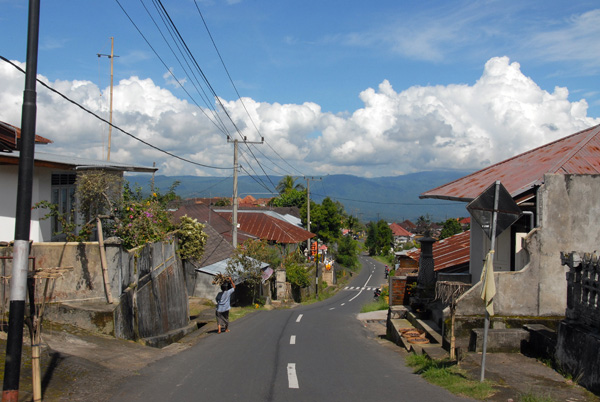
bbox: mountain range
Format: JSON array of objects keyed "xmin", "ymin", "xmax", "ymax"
[{"xmin": 126, "ymin": 170, "xmax": 473, "ymax": 223}]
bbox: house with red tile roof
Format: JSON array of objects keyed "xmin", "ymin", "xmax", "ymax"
[
  {"xmin": 421, "ymin": 124, "xmax": 600, "ymax": 318},
  {"xmin": 389, "ymin": 222, "xmax": 414, "ymax": 246}
]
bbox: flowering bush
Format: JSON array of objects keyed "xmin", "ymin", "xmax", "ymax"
[
  {"xmin": 114, "ymin": 198, "xmax": 175, "ymax": 250},
  {"xmin": 176, "ymin": 216, "xmax": 207, "ymax": 260}
]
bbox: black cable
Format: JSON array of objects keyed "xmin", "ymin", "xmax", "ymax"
[
  {"xmin": 116, "ymin": 0, "xmax": 230, "ymax": 137},
  {"xmin": 0, "ymin": 55, "xmax": 232, "ymax": 170}
]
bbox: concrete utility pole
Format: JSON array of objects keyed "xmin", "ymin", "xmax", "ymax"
[
  {"xmin": 304, "ymin": 176, "xmax": 322, "ymax": 253},
  {"xmin": 228, "ymin": 136, "xmax": 263, "ymax": 247},
  {"xmin": 97, "ymin": 37, "xmax": 118, "ymax": 161},
  {"xmin": 3, "ymin": 1, "xmax": 40, "ymax": 401}
]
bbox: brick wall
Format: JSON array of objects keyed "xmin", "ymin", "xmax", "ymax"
[{"xmin": 390, "ymin": 275, "xmax": 417, "ymax": 306}]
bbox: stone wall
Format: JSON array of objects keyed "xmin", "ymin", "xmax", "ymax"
[{"xmin": 456, "ymin": 174, "xmax": 600, "ymax": 318}]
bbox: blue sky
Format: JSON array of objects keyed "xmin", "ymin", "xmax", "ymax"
[{"xmin": 1, "ymin": 1, "xmax": 599, "ymax": 180}]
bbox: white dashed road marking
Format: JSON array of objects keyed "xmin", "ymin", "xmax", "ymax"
[
  {"xmin": 287, "ymin": 363, "xmax": 299, "ymax": 389},
  {"xmin": 290, "ymin": 335, "xmax": 296, "ymax": 345},
  {"xmin": 296, "ymin": 314, "xmax": 303, "ymax": 323}
]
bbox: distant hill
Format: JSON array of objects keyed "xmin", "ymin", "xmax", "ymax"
[{"xmin": 126, "ymin": 170, "xmax": 473, "ymax": 223}]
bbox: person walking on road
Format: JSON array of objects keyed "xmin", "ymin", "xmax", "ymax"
[{"xmin": 216, "ymin": 277, "xmax": 236, "ymax": 334}]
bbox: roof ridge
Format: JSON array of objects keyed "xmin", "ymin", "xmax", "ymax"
[{"xmin": 421, "ymin": 124, "xmax": 600, "ymax": 199}]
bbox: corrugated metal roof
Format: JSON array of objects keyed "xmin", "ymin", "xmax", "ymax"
[
  {"xmin": 0, "ymin": 151, "xmax": 157, "ymax": 173},
  {"xmin": 420, "ymin": 124, "xmax": 600, "ymax": 202},
  {"xmin": 218, "ymin": 211, "xmax": 315, "ymax": 244},
  {"xmin": 407, "ymin": 230, "xmax": 470, "ymax": 272}
]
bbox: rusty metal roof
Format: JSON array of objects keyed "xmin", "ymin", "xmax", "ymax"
[
  {"xmin": 407, "ymin": 230, "xmax": 470, "ymax": 272},
  {"xmin": 0, "ymin": 121, "xmax": 52, "ymax": 152},
  {"xmin": 217, "ymin": 211, "xmax": 315, "ymax": 244},
  {"xmin": 420, "ymin": 124, "xmax": 600, "ymax": 202}
]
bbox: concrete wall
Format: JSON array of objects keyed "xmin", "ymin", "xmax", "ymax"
[
  {"xmin": 457, "ymin": 174, "xmax": 600, "ymax": 318},
  {"xmin": 0, "ymin": 236, "xmax": 190, "ymax": 343},
  {"xmin": 0, "ymin": 242, "xmax": 106, "ymax": 302}
]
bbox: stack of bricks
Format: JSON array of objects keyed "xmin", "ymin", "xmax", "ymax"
[{"xmin": 390, "ymin": 275, "xmax": 417, "ymax": 306}]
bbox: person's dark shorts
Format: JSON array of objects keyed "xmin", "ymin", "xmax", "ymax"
[{"xmin": 216, "ymin": 310, "xmax": 229, "ymax": 328}]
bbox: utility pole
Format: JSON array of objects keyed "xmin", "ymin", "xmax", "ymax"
[
  {"xmin": 97, "ymin": 37, "xmax": 118, "ymax": 161},
  {"xmin": 3, "ymin": 1, "xmax": 40, "ymax": 401},
  {"xmin": 304, "ymin": 176, "xmax": 322, "ymax": 254},
  {"xmin": 228, "ymin": 136, "xmax": 263, "ymax": 247}
]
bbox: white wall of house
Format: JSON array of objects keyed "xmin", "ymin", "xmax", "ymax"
[{"xmin": 0, "ymin": 165, "xmax": 52, "ymax": 242}]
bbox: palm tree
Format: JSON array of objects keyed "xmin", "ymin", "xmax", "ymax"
[{"xmin": 276, "ymin": 175, "xmax": 305, "ymax": 194}]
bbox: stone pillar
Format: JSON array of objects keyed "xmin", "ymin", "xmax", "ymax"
[
  {"xmin": 417, "ymin": 236, "xmax": 436, "ymax": 290},
  {"xmin": 276, "ymin": 269, "xmax": 287, "ymax": 300}
]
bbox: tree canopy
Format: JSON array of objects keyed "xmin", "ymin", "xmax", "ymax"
[
  {"xmin": 365, "ymin": 220, "xmax": 393, "ymax": 256},
  {"xmin": 439, "ymin": 218, "xmax": 463, "ymax": 240},
  {"xmin": 302, "ymin": 197, "xmax": 342, "ymax": 244},
  {"xmin": 276, "ymin": 175, "xmax": 305, "ymax": 194}
]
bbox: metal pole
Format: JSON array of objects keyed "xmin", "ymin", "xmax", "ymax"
[
  {"xmin": 107, "ymin": 37, "xmax": 114, "ymax": 161},
  {"xmin": 3, "ymin": 1, "xmax": 40, "ymax": 400},
  {"xmin": 232, "ymin": 139, "xmax": 238, "ymax": 247},
  {"xmin": 306, "ymin": 177, "xmax": 310, "ymax": 255},
  {"xmin": 315, "ymin": 238, "xmax": 319, "ymax": 297},
  {"xmin": 480, "ymin": 180, "xmax": 500, "ymax": 382}
]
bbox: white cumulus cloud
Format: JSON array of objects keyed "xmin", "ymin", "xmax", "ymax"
[{"xmin": 0, "ymin": 56, "xmax": 598, "ymax": 179}]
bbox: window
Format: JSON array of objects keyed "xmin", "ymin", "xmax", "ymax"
[{"xmin": 51, "ymin": 173, "xmax": 76, "ymax": 239}]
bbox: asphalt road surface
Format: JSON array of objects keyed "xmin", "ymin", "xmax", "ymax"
[{"xmin": 111, "ymin": 255, "xmax": 468, "ymax": 402}]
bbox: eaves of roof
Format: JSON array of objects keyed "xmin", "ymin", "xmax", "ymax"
[
  {"xmin": 0, "ymin": 151, "xmax": 157, "ymax": 173},
  {"xmin": 420, "ymin": 124, "xmax": 600, "ymax": 202}
]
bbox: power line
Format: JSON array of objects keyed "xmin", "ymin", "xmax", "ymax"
[{"xmin": 0, "ymin": 55, "xmax": 232, "ymax": 170}]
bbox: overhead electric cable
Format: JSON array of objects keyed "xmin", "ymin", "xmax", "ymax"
[
  {"xmin": 0, "ymin": 56, "xmax": 232, "ymax": 170},
  {"xmin": 115, "ymin": 0, "xmax": 230, "ymax": 137},
  {"xmin": 193, "ymin": 0, "xmax": 306, "ymax": 178}
]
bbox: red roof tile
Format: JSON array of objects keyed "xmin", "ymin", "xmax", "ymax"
[
  {"xmin": 407, "ymin": 231, "xmax": 470, "ymax": 272},
  {"xmin": 421, "ymin": 124, "xmax": 600, "ymax": 202},
  {"xmin": 390, "ymin": 222, "xmax": 413, "ymax": 237}
]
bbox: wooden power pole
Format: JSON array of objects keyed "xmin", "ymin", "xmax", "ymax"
[{"xmin": 97, "ymin": 37, "xmax": 118, "ymax": 160}]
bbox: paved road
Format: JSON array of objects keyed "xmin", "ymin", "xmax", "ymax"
[{"xmin": 111, "ymin": 255, "xmax": 468, "ymax": 402}]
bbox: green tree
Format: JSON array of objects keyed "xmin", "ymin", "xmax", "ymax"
[
  {"xmin": 335, "ymin": 235, "xmax": 359, "ymax": 269},
  {"xmin": 309, "ymin": 197, "xmax": 342, "ymax": 244},
  {"xmin": 365, "ymin": 221, "xmax": 378, "ymax": 256},
  {"xmin": 226, "ymin": 239, "xmax": 279, "ymax": 303},
  {"xmin": 439, "ymin": 218, "xmax": 463, "ymax": 240},
  {"xmin": 365, "ymin": 220, "xmax": 393, "ymax": 256},
  {"xmin": 214, "ymin": 197, "xmax": 231, "ymax": 206},
  {"xmin": 276, "ymin": 175, "xmax": 305, "ymax": 194},
  {"xmin": 269, "ymin": 188, "xmax": 307, "ymax": 208}
]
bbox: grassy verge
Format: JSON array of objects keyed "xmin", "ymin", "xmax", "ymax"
[
  {"xmin": 360, "ymin": 298, "xmax": 389, "ymax": 313},
  {"xmin": 405, "ymin": 353, "xmax": 495, "ymax": 400}
]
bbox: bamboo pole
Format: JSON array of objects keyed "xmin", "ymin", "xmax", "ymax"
[{"xmin": 97, "ymin": 218, "xmax": 113, "ymax": 304}]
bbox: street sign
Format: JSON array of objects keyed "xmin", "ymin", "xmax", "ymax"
[{"xmin": 466, "ymin": 182, "xmax": 522, "ymax": 239}]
